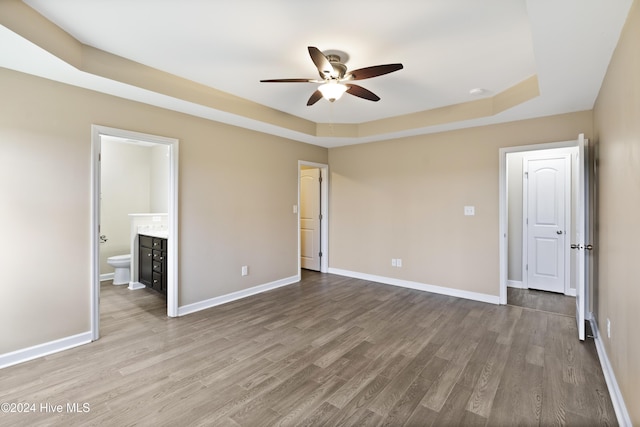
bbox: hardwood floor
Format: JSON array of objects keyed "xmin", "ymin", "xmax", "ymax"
[
  {"xmin": 0, "ymin": 272, "xmax": 616, "ymax": 426},
  {"xmin": 507, "ymin": 287, "xmax": 576, "ymax": 317}
]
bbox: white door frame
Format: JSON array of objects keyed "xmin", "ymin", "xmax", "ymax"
[
  {"xmin": 298, "ymin": 161, "xmax": 329, "ymax": 273},
  {"xmin": 499, "ymin": 139, "xmax": 578, "ymax": 305},
  {"xmin": 521, "ymin": 151, "xmax": 573, "ymax": 295},
  {"xmin": 91, "ymin": 125, "xmax": 179, "ymax": 341}
]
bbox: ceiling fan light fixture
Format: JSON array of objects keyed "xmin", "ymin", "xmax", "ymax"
[
  {"xmin": 318, "ymin": 81, "xmax": 348, "ymax": 102},
  {"xmin": 260, "ymin": 46, "xmax": 403, "ymax": 105}
]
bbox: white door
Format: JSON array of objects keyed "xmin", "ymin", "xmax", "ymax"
[
  {"xmin": 573, "ymin": 134, "xmax": 588, "ymax": 341},
  {"xmin": 300, "ymin": 168, "xmax": 321, "ymax": 271},
  {"xmin": 526, "ymin": 156, "xmax": 569, "ymax": 293}
]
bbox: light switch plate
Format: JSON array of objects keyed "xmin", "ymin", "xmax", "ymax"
[{"xmin": 464, "ymin": 206, "xmax": 475, "ymax": 216}]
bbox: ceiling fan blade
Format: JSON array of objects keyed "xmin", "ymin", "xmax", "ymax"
[
  {"xmin": 346, "ymin": 84, "xmax": 380, "ymax": 102},
  {"xmin": 346, "ymin": 63, "xmax": 404, "ymax": 81},
  {"xmin": 307, "ymin": 90, "xmax": 323, "ymax": 106},
  {"xmin": 308, "ymin": 46, "xmax": 338, "ymax": 79},
  {"xmin": 260, "ymin": 78, "xmax": 316, "ymax": 83}
]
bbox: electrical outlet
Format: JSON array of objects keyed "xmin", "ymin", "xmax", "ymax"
[
  {"xmin": 396, "ymin": 258, "xmax": 402, "ymax": 267},
  {"xmin": 464, "ymin": 206, "xmax": 475, "ymax": 216},
  {"xmin": 607, "ymin": 318, "xmax": 611, "ymax": 338},
  {"xmin": 241, "ymin": 265, "xmax": 249, "ymax": 276},
  {"xmin": 391, "ymin": 259, "xmax": 397, "ymax": 267}
]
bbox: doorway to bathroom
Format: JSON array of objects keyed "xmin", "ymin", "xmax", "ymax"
[{"xmin": 91, "ymin": 125, "xmax": 179, "ymax": 341}]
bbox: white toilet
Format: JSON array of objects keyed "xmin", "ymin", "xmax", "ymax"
[{"xmin": 107, "ymin": 254, "xmax": 131, "ymax": 285}]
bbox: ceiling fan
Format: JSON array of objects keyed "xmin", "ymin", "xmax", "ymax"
[{"xmin": 260, "ymin": 46, "xmax": 403, "ymax": 106}]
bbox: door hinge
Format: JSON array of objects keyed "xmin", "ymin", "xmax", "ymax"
[
  {"xmin": 319, "ymin": 214, "xmax": 323, "ymax": 220},
  {"xmin": 98, "ymin": 153, "xmax": 101, "ymax": 161},
  {"xmin": 319, "ymin": 176, "xmax": 323, "ymax": 183},
  {"xmin": 319, "ymin": 251, "xmax": 323, "ymax": 258},
  {"xmin": 524, "ymin": 171, "xmax": 528, "ymax": 178},
  {"xmin": 526, "ymin": 264, "xmax": 528, "ymax": 271}
]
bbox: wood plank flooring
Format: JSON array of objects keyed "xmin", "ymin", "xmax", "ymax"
[
  {"xmin": 508, "ymin": 287, "xmax": 576, "ymax": 317},
  {"xmin": 0, "ymin": 271, "xmax": 616, "ymax": 426}
]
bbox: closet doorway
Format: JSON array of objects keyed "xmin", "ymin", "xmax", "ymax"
[
  {"xmin": 499, "ymin": 135, "xmax": 590, "ymax": 340},
  {"xmin": 298, "ymin": 161, "xmax": 329, "ymax": 274}
]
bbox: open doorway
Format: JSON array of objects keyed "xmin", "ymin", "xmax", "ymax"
[
  {"xmin": 499, "ymin": 135, "xmax": 590, "ymax": 340},
  {"xmin": 507, "ymin": 147, "xmax": 577, "ymax": 316},
  {"xmin": 298, "ymin": 161, "xmax": 329, "ymax": 274},
  {"xmin": 91, "ymin": 125, "xmax": 179, "ymax": 341},
  {"xmin": 509, "ymin": 148, "xmax": 577, "ymax": 291}
]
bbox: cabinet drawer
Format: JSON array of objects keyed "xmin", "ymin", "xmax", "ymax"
[
  {"xmin": 139, "ymin": 234, "xmax": 154, "ymax": 249},
  {"xmin": 138, "ymin": 234, "xmax": 167, "ymax": 296},
  {"xmin": 151, "ymin": 238, "xmax": 166, "ymax": 250},
  {"xmin": 152, "ymin": 272, "xmax": 164, "ymax": 292}
]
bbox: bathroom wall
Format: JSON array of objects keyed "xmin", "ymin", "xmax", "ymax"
[
  {"xmin": 100, "ymin": 140, "xmax": 151, "ymax": 275},
  {"xmin": 100, "ymin": 140, "xmax": 170, "ymax": 276},
  {"xmin": 150, "ymin": 144, "xmax": 169, "ymax": 213}
]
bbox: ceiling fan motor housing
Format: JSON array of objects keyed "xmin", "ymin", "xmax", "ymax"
[{"xmin": 325, "ymin": 54, "xmax": 347, "ymax": 79}]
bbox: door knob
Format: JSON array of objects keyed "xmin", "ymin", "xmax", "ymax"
[
  {"xmin": 556, "ymin": 230, "xmax": 563, "ymax": 235},
  {"xmin": 570, "ymin": 244, "xmax": 594, "ymax": 250}
]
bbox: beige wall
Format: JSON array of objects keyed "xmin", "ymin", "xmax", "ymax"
[
  {"xmin": 593, "ymin": 0, "xmax": 640, "ymax": 422},
  {"xmin": 0, "ymin": 67, "xmax": 327, "ymax": 354},
  {"xmin": 328, "ymin": 111, "xmax": 592, "ymax": 297}
]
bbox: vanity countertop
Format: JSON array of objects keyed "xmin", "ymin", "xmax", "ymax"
[{"xmin": 137, "ymin": 228, "xmax": 168, "ymax": 239}]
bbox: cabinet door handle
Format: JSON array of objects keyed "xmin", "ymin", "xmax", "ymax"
[{"xmin": 148, "ymin": 253, "xmax": 152, "ymax": 257}]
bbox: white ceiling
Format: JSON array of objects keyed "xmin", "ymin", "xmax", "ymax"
[{"xmin": 0, "ymin": 0, "xmax": 633, "ymax": 147}]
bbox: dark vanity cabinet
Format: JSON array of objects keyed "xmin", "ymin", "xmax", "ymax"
[{"xmin": 138, "ymin": 234, "xmax": 167, "ymax": 296}]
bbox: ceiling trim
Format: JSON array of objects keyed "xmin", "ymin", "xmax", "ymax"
[
  {"xmin": 354, "ymin": 75, "xmax": 539, "ymax": 138},
  {"xmin": 2, "ymin": 0, "xmax": 633, "ymax": 148},
  {"xmin": 0, "ymin": 0, "xmax": 317, "ymax": 135},
  {"xmin": 0, "ymin": 0, "xmax": 543, "ymax": 146}
]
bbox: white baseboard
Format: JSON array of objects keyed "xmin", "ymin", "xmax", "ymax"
[
  {"xmin": 590, "ymin": 316, "xmax": 632, "ymax": 427},
  {"xmin": 507, "ymin": 280, "xmax": 525, "ymax": 289},
  {"xmin": 100, "ymin": 272, "xmax": 114, "ymax": 282},
  {"xmin": 507, "ymin": 280, "xmax": 577, "ymax": 297},
  {"xmin": 328, "ymin": 268, "xmax": 500, "ymax": 305},
  {"xmin": 178, "ymin": 274, "xmax": 301, "ymax": 316},
  {"xmin": 0, "ymin": 332, "xmax": 92, "ymax": 370}
]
